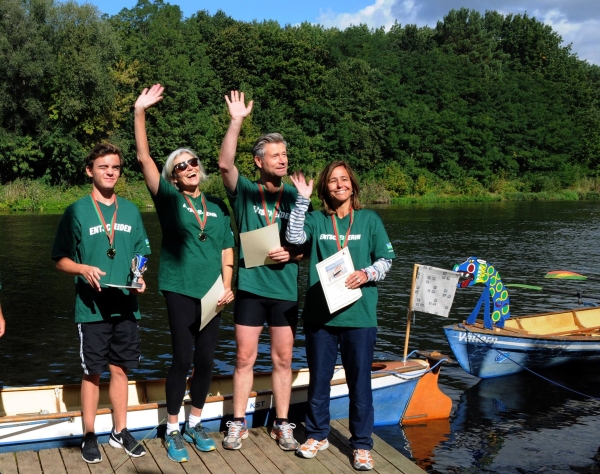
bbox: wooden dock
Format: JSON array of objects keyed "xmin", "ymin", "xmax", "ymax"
[{"xmin": 0, "ymin": 419, "xmax": 425, "ymax": 474}]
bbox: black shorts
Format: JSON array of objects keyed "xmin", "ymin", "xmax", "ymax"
[
  {"xmin": 78, "ymin": 317, "xmax": 141, "ymax": 375},
  {"xmin": 233, "ymin": 290, "xmax": 298, "ymax": 328}
]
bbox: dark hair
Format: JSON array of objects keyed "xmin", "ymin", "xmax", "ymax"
[
  {"xmin": 252, "ymin": 133, "xmax": 286, "ymax": 159},
  {"xmin": 317, "ymin": 161, "xmax": 362, "ymax": 215},
  {"xmin": 86, "ymin": 143, "xmax": 123, "ymax": 170}
]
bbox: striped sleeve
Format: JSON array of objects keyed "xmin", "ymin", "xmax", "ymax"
[
  {"xmin": 362, "ymin": 258, "xmax": 392, "ymax": 282},
  {"xmin": 285, "ymin": 195, "xmax": 310, "ymax": 245}
]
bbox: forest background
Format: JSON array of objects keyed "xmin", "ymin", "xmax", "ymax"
[{"xmin": 1, "ymin": 0, "xmax": 600, "ymax": 210}]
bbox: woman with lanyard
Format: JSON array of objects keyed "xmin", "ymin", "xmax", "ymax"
[
  {"xmin": 285, "ymin": 161, "xmax": 395, "ymax": 472},
  {"xmin": 134, "ymin": 84, "xmax": 235, "ymax": 463}
]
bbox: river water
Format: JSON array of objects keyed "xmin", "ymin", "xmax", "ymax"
[{"xmin": 1, "ymin": 201, "xmax": 600, "ymax": 472}]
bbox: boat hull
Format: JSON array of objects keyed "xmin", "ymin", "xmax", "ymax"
[
  {"xmin": 444, "ymin": 322, "xmax": 600, "ymax": 378},
  {"xmin": 0, "ymin": 359, "xmax": 439, "ymax": 453}
]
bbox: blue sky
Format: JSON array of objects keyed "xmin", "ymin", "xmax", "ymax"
[{"xmin": 85, "ymin": 0, "xmax": 600, "ymax": 65}]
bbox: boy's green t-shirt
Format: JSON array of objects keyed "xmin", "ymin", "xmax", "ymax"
[
  {"xmin": 302, "ymin": 209, "xmax": 396, "ymax": 327},
  {"xmin": 152, "ymin": 177, "xmax": 235, "ymax": 299},
  {"xmin": 51, "ymin": 195, "xmax": 151, "ymax": 323},
  {"xmin": 227, "ymin": 175, "xmax": 302, "ymax": 301}
]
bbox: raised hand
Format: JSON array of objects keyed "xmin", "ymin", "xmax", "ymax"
[
  {"xmin": 224, "ymin": 90, "xmax": 253, "ymax": 121},
  {"xmin": 135, "ymin": 84, "xmax": 164, "ymax": 111},
  {"xmin": 290, "ymin": 171, "xmax": 314, "ymax": 199}
]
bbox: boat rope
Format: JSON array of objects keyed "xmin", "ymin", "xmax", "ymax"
[
  {"xmin": 458, "ymin": 324, "xmax": 600, "ymax": 400},
  {"xmin": 110, "ymin": 417, "xmax": 166, "ymax": 473}
]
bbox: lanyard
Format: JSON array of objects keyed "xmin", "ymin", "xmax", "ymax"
[
  {"xmin": 183, "ymin": 193, "xmax": 209, "ymax": 241},
  {"xmin": 90, "ymin": 194, "xmax": 118, "ymax": 257},
  {"xmin": 331, "ymin": 209, "xmax": 354, "ymax": 251},
  {"xmin": 257, "ymin": 183, "xmax": 284, "ymax": 226}
]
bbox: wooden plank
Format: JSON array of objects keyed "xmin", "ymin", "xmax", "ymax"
[
  {"xmin": 189, "ymin": 433, "xmax": 234, "ymax": 474},
  {"xmin": 329, "ymin": 420, "xmax": 399, "ymax": 474},
  {"xmin": 38, "ymin": 448, "xmax": 67, "ymax": 474},
  {"xmin": 371, "ymin": 434, "xmax": 424, "ymax": 474},
  {"xmin": 101, "ymin": 443, "xmax": 138, "ymax": 474},
  {"xmin": 278, "ymin": 426, "xmax": 333, "ymax": 474},
  {"xmin": 15, "ymin": 451, "xmax": 42, "ymax": 473},
  {"xmin": 59, "ymin": 446, "xmax": 91, "ymax": 473},
  {"xmin": 336, "ymin": 419, "xmax": 423, "ymax": 474},
  {"xmin": 211, "ymin": 430, "xmax": 258, "ymax": 474},
  {"xmin": 293, "ymin": 422, "xmax": 348, "ymax": 474},
  {"xmin": 180, "ymin": 437, "xmax": 216, "ymax": 474},
  {"xmin": 0, "ymin": 452, "xmax": 18, "ymax": 474},
  {"xmin": 131, "ymin": 441, "xmax": 165, "ymax": 474},
  {"xmin": 234, "ymin": 429, "xmax": 281, "ymax": 474},
  {"xmin": 248, "ymin": 427, "xmax": 304, "ymax": 474},
  {"xmin": 144, "ymin": 437, "xmax": 187, "ymax": 474}
]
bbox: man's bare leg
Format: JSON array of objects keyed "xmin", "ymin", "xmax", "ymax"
[
  {"xmin": 108, "ymin": 364, "xmax": 129, "ymax": 432},
  {"xmin": 232, "ymin": 324, "xmax": 263, "ymax": 417},
  {"xmin": 81, "ymin": 374, "xmax": 101, "ymax": 434},
  {"xmin": 269, "ymin": 325, "xmax": 295, "ymax": 419}
]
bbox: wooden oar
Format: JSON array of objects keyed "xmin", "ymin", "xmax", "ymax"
[
  {"xmin": 506, "ymin": 283, "xmax": 600, "ymax": 299},
  {"xmin": 544, "ymin": 270, "xmax": 600, "ymax": 281}
]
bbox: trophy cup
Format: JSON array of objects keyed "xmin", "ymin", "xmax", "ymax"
[{"xmin": 131, "ymin": 254, "xmax": 148, "ymax": 289}]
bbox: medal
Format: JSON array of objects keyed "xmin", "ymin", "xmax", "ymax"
[
  {"xmin": 91, "ymin": 194, "xmax": 118, "ymax": 259},
  {"xmin": 183, "ymin": 192, "xmax": 209, "ymax": 243}
]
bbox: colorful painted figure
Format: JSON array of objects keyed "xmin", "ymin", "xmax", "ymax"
[{"xmin": 453, "ymin": 256, "xmax": 510, "ymax": 329}]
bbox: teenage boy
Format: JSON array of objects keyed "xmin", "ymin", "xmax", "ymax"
[
  {"xmin": 219, "ymin": 91, "xmax": 307, "ymax": 451},
  {"xmin": 52, "ymin": 143, "xmax": 151, "ymax": 464}
]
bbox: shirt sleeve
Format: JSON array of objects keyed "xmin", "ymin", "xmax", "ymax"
[
  {"xmin": 285, "ymin": 194, "xmax": 311, "ymax": 244},
  {"xmin": 51, "ymin": 205, "xmax": 80, "ymax": 261},
  {"xmin": 218, "ymin": 200, "xmax": 236, "ymax": 249},
  {"xmin": 133, "ymin": 210, "xmax": 151, "ymax": 256}
]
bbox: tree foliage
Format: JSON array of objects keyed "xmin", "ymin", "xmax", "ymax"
[{"xmin": 1, "ymin": 2, "xmax": 599, "ymax": 193}]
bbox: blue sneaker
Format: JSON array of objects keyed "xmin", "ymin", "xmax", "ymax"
[
  {"xmin": 183, "ymin": 422, "xmax": 216, "ymax": 452},
  {"xmin": 165, "ymin": 430, "xmax": 188, "ymax": 463}
]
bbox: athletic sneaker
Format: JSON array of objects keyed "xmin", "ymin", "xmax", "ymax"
[
  {"xmin": 81, "ymin": 432, "xmax": 102, "ymax": 464},
  {"xmin": 165, "ymin": 430, "xmax": 189, "ymax": 463},
  {"xmin": 270, "ymin": 422, "xmax": 299, "ymax": 451},
  {"xmin": 183, "ymin": 422, "xmax": 216, "ymax": 452},
  {"xmin": 296, "ymin": 438, "xmax": 329, "ymax": 459},
  {"xmin": 109, "ymin": 427, "xmax": 146, "ymax": 457},
  {"xmin": 222, "ymin": 420, "xmax": 248, "ymax": 450},
  {"xmin": 352, "ymin": 449, "xmax": 374, "ymax": 471}
]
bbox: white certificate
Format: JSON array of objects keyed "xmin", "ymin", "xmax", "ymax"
[
  {"xmin": 239, "ymin": 223, "xmax": 280, "ymax": 268},
  {"xmin": 200, "ymin": 275, "xmax": 225, "ymax": 330},
  {"xmin": 316, "ymin": 248, "xmax": 362, "ymax": 314}
]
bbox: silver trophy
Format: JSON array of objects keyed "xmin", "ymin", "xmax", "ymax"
[{"xmin": 131, "ymin": 254, "xmax": 148, "ymax": 289}]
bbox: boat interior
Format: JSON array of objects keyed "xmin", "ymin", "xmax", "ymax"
[{"xmin": 487, "ymin": 307, "xmax": 600, "ymax": 337}]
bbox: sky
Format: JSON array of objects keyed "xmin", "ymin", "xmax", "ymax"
[{"xmin": 86, "ymin": 0, "xmax": 600, "ymax": 65}]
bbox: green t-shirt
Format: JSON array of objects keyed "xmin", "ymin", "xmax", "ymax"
[
  {"xmin": 227, "ymin": 174, "xmax": 302, "ymax": 301},
  {"xmin": 152, "ymin": 177, "xmax": 235, "ymax": 299},
  {"xmin": 51, "ymin": 195, "xmax": 151, "ymax": 323},
  {"xmin": 302, "ymin": 209, "xmax": 396, "ymax": 327}
]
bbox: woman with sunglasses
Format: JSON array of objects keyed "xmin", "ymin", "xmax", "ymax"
[{"xmin": 134, "ymin": 84, "xmax": 235, "ymax": 462}]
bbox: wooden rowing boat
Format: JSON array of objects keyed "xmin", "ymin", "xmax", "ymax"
[
  {"xmin": 444, "ymin": 306, "xmax": 600, "ymax": 378},
  {"xmin": 0, "ymin": 354, "xmax": 451, "ymax": 453}
]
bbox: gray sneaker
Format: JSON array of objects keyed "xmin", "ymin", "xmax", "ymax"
[
  {"xmin": 270, "ymin": 422, "xmax": 299, "ymax": 451},
  {"xmin": 222, "ymin": 420, "xmax": 248, "ymax": 450}
]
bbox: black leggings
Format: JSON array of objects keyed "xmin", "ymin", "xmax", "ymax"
[{"xmin": 164, "ymin": 291, "xmax": 220, "ymax": 415}]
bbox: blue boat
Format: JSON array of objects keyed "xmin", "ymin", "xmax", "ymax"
[{"xmin": 444, "ymin": 306, "xmax": 600, "ymax": 378}]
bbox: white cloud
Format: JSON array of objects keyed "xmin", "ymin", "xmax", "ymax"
[{"xmin": 317, "ymin": 0, "xmax": 599, "ymax": 65}]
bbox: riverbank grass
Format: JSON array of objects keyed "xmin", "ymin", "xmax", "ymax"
[{"xmin": 1, "ymin": 177, "xmax": 600, "ymax": 212}]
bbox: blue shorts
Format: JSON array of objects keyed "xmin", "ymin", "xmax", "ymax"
[
  {"xmin": 233, "ymin": 290, "xmax": 298, "ymax": 328},
  {"xmin": 78, "ymin": 317, "xmax": 141, "ymax": 375}
]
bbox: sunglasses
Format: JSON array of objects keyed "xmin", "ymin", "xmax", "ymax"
[{"xmin": 173, "ymin": 157, "xmax": 199, "ymax": 173}]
